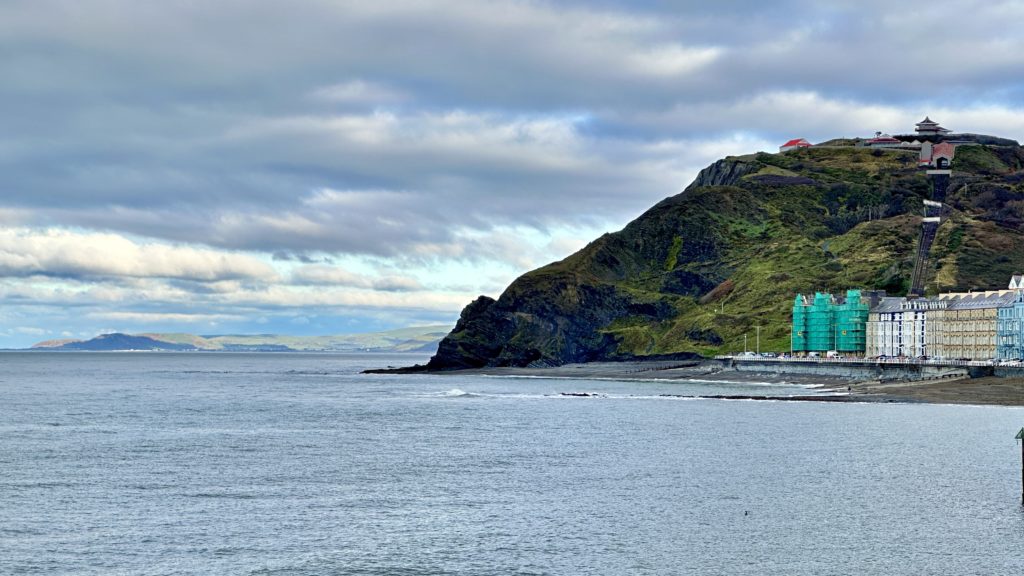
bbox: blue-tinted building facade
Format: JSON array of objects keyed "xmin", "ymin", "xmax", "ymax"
[{"xmin": 997, "ymin": 290, "xmax": 1024, "ymax": 360}]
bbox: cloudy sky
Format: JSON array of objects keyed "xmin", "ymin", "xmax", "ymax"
[{"xmin": 2, "ymin": 0, "xmax": 1024, "ymax": 347}]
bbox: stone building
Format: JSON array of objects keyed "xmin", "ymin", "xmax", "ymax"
[{"xmin": 927, "ymin": 291, "xmax": 1017, "ymax": 360}]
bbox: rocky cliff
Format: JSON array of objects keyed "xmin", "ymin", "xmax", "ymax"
[{"xmin": 427, "ymin": 140, "xmax": 1024, "ymax": 369}]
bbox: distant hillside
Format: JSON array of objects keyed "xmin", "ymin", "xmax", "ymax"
[
  {"xmin": 30, "ymin": 326, "xmax": 451, "ymax": 352},
  {"xmin": 31, "ymin": 339, "xmax": 82, "ymax": 349},
  {"xmin": 56, "ymin": 333, "xmax": 196, "ymax": 351}
]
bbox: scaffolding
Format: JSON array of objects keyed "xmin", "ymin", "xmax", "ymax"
[
  {"xmin": 807, "ymin": 292, "xmax": 835, "ymax": 352},
  {"xmin": 791, "ymin": 295, "xmax": 809, "ymax": 352},
  {"xmin": 791, "ymin": 289, "xmax": 873, "ymax": 354},
  {"xmin": 835, "ymin": 289, "xmax": 868, "ymax": 352}
]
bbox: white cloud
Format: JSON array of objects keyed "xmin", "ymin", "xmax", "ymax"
[
  {"xmin": 290, "ymin": 264, "xmax": 424, "ymax": 292},
  {"xmin": 87, "ymin": 311, "xmax": 245, "ymax": 323},
  {"xmin": 308, "ymin": 80, "xmax": 408, "ymax": 105},
  {"xmin": 0, "ymin": 228, "xmax": 278, "ymax": 282},
  {"xmin": 627, "ymin": 45, "xmax": 722, "ymax": 77}
]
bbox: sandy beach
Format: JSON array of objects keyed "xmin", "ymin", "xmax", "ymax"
[{"xmin": 434, "ymin": 360, "xmax": 1024, "ymax": 406}]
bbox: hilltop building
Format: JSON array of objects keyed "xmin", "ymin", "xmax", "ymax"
[
  {"xmin": 920, "ymin": 140, "xmax": 957, "ymax": 168},
  {"xmin": 931, "ymin": 142, "xmax": 956, "ymax": 168},
  {"xmin": 853, "ymin": 118, "xmax": 960, "ymax": 166},
  {"xmin": 779, "ymin": 138, "xmax": 811, "ymax": 152},
  {"xmin": 866, "ymin": 132, "xmax": 902, "ymax": 148},
  {"xmin": 915, "ymin": 116, "xmax": 951, "ymax": 136}
]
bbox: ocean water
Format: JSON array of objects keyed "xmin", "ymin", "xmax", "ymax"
[{"xmin": 2, "ymin": 352, "xmax": 1024, "ymax": 575}]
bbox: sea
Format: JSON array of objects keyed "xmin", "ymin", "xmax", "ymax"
[{"xmin": 2, "ymin": 352, "xmax": 1023, "ymax": 575}]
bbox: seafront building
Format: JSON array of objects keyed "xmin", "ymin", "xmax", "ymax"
[
  {"xmin": 857, "ymin": 276, "xmax": 1024, "ymax": 360},
  {"xmin": 926, "ymin": 291, "xmax": 1016, "ymax": 360},
  {"xmin": 997, "ymin": 288, "xmax": 1024, "ymax": 360},
  {"xmin": 791, "ymin": 290, "xmax": 882, "ymax": 355},
  {"xmin": 865, "ymin": 297, "xmax": 949, "ymax": 358},
  {"xmin": 794, "ymin": 276, "xmax": 1024, "ymax": 360}
]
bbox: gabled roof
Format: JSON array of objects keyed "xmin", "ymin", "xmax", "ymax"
[
  {"xmin": 948, "ymin": 291, "xmax": 1017, "ymax": 310},
  {"xmin": 781, "ymin": 138, "xmax": 810, "ymax": 147},
  {"xmin": 870, "ymin": 297, "xmax": 907, "ymax": 314},
  {"xmin": 1010, "ymin": 274, "xmax": 1024, "ymax": 290}
]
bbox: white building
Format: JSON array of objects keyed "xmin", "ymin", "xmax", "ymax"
[
  {"xmin": 867, "ymin": 298, "xmax": 907, "ymax": 358},
  {"xmin": 866, "ymin": 297, "xmax": 949, "ymax": 358}
]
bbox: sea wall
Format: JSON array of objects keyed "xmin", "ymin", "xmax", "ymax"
[
  {"xmin": 719, "ymin": 359, "xmax": 969, "ymax": 382},
  {"xmin": 995, "ymin": 366, "xmax": 1024, "ymax": 378}
]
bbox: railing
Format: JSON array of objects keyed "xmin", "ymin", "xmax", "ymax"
[{"xmin": 715, "ymin": 355, "xmax": 1007, "ymax": 368}]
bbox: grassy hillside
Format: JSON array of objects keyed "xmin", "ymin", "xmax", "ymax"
[{"xmin": 429, "ymin": 141, "xmax": 1024, "ymax": 368}]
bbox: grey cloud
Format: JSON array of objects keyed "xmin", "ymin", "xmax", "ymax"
[{"xmin": 1, "ymin": 0, "xmax": 1023, "ymax": 263}]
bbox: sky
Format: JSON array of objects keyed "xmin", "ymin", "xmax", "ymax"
[{"xmin": 3, "ymin": 0, "xmax": 1024, "ymax": 347}]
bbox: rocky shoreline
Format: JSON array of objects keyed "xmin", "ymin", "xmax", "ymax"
[{"xmin": 367, "ymin": 360, "xmax": 1024, "ymax": 406}]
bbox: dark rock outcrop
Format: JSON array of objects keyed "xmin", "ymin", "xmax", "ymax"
[{"xmin": 686, "ymin": 158, "xmax": 756, "ymax": 190}]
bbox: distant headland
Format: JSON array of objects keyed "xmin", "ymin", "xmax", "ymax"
[{"xmin": 25, "ymin": 326, "xmax": 449, "ymax": 353}]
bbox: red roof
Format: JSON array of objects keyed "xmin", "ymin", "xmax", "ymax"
[{"xmin": 781, "ymin": 138, "xmax": 810, "ymax": 147}]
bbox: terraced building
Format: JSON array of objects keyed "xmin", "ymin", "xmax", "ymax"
[{"xmin": 997, "ymin": 288, "xmax": 1024, "ymax": 361}]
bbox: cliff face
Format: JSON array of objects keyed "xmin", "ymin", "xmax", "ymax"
[
  {"xmin": 428, "ymin": 142, "xmax": 1024, "ymax": 369},
  {"xmin": 686, "ymin": 157, "xmax": 756, "ymax": 190}
]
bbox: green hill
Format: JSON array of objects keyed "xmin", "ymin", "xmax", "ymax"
[{"xmin": 427, "ymin": 139, "xmax": 1024, "ymax": 369}]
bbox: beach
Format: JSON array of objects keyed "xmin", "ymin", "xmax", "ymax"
[{"xmin": 440, "ymin": 360, "xmax": 1024, "ymax": 406}]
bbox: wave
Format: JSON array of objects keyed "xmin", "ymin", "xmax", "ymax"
[{"xmin": 441, "ymin": 388, "xmax": 479, "ymax": 398}]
